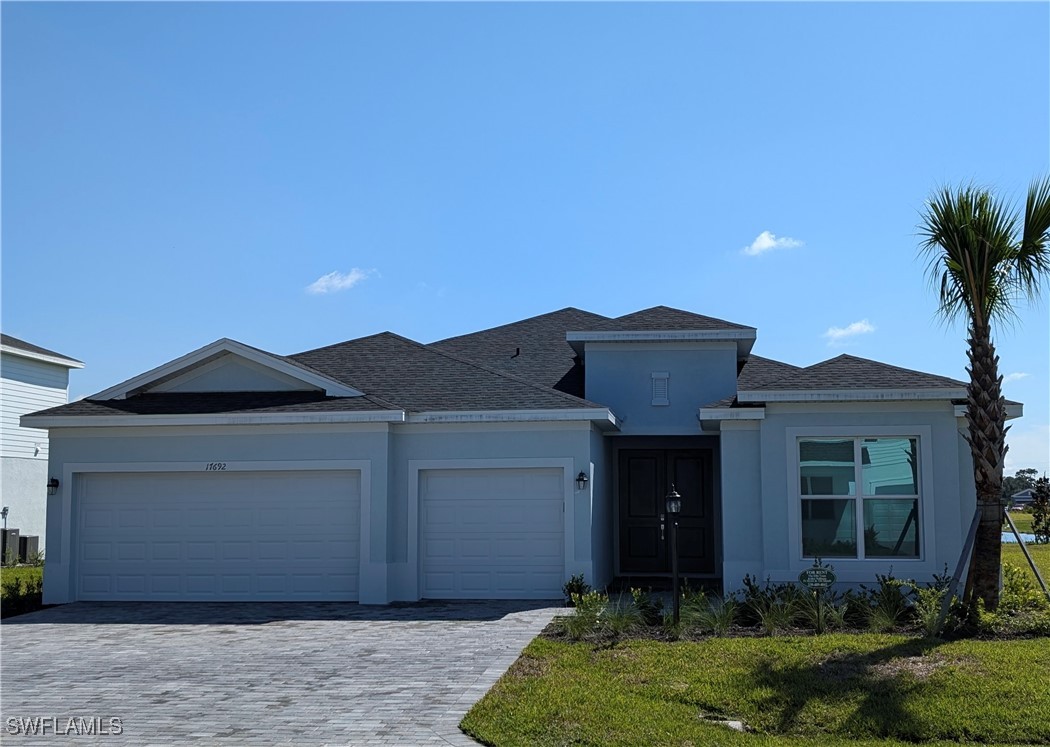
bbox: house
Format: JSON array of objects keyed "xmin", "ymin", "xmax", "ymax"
[
  {"xmin": 1010, "ymin": 488, "xmax": 1036, "ymax": 510},
  {"xmin": 1, "ymin": 334, "xmax": 84, "ymax": 556},
  {"xmin": 23, "ymin": 306, "xmax": 1011, "ymax": 605}
]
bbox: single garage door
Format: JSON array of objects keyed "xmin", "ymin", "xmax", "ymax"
[
  {"xmin": 77, "ymin": 470, "xmax": 360, "ymax": 601},
  {"xmin": 420, "ymin": 467, "xmax": 564, "ymax": 599}
]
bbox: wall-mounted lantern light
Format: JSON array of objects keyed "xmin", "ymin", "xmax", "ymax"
[
  {"xmin": 47, "ymin": 478, "xmax": 60, "ymax": 496},
  {"xmin": 576, "ymin": 471, "xmax": 589, "ymax": 491}
]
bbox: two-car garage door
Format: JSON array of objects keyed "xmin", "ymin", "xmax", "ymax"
[
  {"xmin": 77, "ymin": 471, "xmax": 361, "ymax": 601},
  {"xmin": 73, "ymin": 466, "xmax": 566, "ymax": 601}
]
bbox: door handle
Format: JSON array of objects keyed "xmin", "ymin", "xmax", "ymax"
[{"xmin": 660, "ymin": 513, "xmax": 665, "ymax": 541}]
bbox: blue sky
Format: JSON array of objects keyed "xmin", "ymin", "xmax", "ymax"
[{"xmin": 3, "ymin": 2, "xmax": 1048, "ymax": 473}]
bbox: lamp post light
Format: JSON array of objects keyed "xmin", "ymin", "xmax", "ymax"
[{"xmin": 665, "ymin": 485, "xmax": 682, "ymax": 625}]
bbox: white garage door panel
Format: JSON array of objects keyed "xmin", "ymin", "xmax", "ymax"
[
  {"xmin": 77, "ymin": 471, "xmax": 360, "ymax": 601},
  {"xmin": 421, "ymin": 468, "xmax": 564, "ymax": 599}
]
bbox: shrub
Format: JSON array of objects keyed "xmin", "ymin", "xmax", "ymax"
[
  {"xmin": 562, "ymin": 573, "xmax": 590, "ymax": 606},
  {"xmin": 0, "ymin": 569, "xmax": 44, "ymax": 618},
  {"xmin": 629, "ymin": 587, "xmax": 663, "ymax": 626},
  {"xmin": 604, "ymin": 593, "xmax": 644, "ymax": 638},
  {"xmin": 558, "ymin": 589, "xmax": 608, "ymax": 640},
  {"xmin": 681, "ymin": 594, "xmax": 738, "ymax": 636},
  {"xmin": 796, "ymin": 590, "xmax": 850, "ymax": 632},
  {"xmin": 861, "ymin": 572, "xmax": 913, "ymax": 632},
  {"xmin": 1032, "ymin": 477, "xmax": 1050, "ymax": 544}
]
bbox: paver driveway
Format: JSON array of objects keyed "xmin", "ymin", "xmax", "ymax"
[{"xmin": 1, "ymin": 601, "xmax": 560, "ymax": 746}]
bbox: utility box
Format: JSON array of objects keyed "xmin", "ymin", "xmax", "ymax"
[
  {"xmin": 18, "ymin": 536, "xmax": 39, "ymax": 564},
  {"xmin": 1, "ymin": 529, "xmax": 21, "ymax": 565}
]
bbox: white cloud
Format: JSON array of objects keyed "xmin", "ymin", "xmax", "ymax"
[
  {"xmin": 1003, "ymin": 372, "xmax": 1030, "ymax": 384},
  {"xmin": 306, "ymin": 268, "xmax": 374, "ymax": 295},
  {"xmin": 741, "ymin": 230, "xmax": 804, "ymax": 256},
  {"xmin": 823, "ymin": 319, "xmax": 876, "ymax": 345}
]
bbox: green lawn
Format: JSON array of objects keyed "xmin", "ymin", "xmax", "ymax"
[
  {"xmin": 462, "ymin": 634, "xmax": 1050, "ymax": 747},
  {"xmin": 1004, "ymin": 542, "xmax": 1050, "ymax": 586},
  {"xmin": 1006, "ymin": 512, "xmax": 1035, "ymax": 534}
]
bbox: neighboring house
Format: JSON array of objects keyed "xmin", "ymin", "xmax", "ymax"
[
  {"xmin": 1, "ymin": 334, "xmax": 84, "ymax": 554},
  {"xmin": 1010, "ymin": 488, "xmax": 1036, "ymax": 510},
  {"xmin": 24, "ymin": 306, "xmax": 1012, "ymax": 605}
]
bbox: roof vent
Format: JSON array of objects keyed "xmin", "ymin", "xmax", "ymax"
[{"xmin": 652, "ymin": 372, "xmax": 670, "ymax": 406}]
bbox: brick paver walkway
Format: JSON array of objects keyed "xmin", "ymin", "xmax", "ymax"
[{"xmin": 0, "ymin": 601, "xmax": 560, "ymax": 745}]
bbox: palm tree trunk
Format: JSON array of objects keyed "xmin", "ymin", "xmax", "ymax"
[{"xmin": 964, "ymin": 322, "xmax": 1006, "ymax": 611}]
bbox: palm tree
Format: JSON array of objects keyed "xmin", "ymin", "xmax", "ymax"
[{"xmin": 918, "ymin": 177, "xmax": 1050, "ymax": 611}]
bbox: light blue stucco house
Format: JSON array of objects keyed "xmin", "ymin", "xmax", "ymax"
[{"xmin": 24, "ymin": 307, "xmax": 1013, "ymax": 605}]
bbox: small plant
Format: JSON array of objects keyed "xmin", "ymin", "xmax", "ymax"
[
  {"xmin": 562, "ymin": 573, "xmax": 590, "ymax": 606},
  {"xmin": 604, "ymin": 593, "xmax": 644, "ymax": 638},
  {"xmin": 682, "ymin": 595, "xmax": 737, "ymax": 636},
  {"xmin": 25, "ymin": 550, "xmax": 45, "ymax": 568},
  {"xmin": 796, "ymin": 590, "xmax": 849, "ymax": 633},
  {"xmin": 862, "ymin": 572, "xmax": 913, "ymax": 632},
  {"xmin": 558, "ymin": 589, "xmax": 608, "ymax": 640},
  {"xmin": 629, "ymin": 587, "xmax": 663, "ymax": 627}
]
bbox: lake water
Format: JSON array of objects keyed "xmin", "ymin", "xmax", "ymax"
[{"xmin": 1002, "ymin": 532, "xmax": 1038, "ymax": 544}]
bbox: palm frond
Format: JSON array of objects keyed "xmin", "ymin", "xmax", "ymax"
[{"xmin": 1014, "ymin": 176, "xmax": 1050, "ymax": 301}]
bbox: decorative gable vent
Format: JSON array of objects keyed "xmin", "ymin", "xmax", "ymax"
[{"xmin": 651, "ymin": 372, "xmax": 670, "ymax": 406}]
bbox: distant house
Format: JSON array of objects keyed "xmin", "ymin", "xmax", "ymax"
[
  {"xmin": 1, "ymin": 334, "xmax": 83, "ymax": 553},
  {"xmin": 1011, "ymin": 488, "xmax": 1036, "ymax": 510},
  {"xmin": 23, "ymin": 306, "xmax": 1021, "ymax": 605}
]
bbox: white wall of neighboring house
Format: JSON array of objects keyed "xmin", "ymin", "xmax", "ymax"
[{"xmin": 1, "ymin": 345, "xmax": 81, "ymax": 554}]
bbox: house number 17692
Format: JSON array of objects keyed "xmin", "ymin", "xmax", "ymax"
[{"xmin": 204, "ymin": 462, "xmax": 227, "ymax": 471}]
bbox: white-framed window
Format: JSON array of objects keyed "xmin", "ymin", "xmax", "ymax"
[{"xmin": 798, "ymin": 436, "xmax": 921, "ymax": 560}]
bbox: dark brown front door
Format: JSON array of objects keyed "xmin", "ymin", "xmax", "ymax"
[{"xmin": 618, "ymin": 449, "xmax": 715, "ymax": 574}]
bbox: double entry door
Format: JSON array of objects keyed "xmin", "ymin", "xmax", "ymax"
[{"xmin": 618, "ymin": 449, "xmax": 715, "ymax": 575}]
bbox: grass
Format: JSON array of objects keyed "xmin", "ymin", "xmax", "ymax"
[
  {"xmin": 1004, "ymin": 543, "xmax": 1050, "ymax": 587},
  {"xmin": 1006, "ymin": 512, "xmax": 1035, "ymax": 535},
  {"xmin": 462, "ymin": 634, "xmax": 1050, "ymax": 747}
]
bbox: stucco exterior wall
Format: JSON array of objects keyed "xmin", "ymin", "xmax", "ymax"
[
  {"xmin": 756, "ymin": 402, "xmax": 966, "ymax": 587},
  {"xmin": 584, "ymin": 342, "xmax": 738, "ymax": 435},
  {"xmin": 719, "ymin": 422, "xmax": 763, "ymax": 591},
  {"xmin": 43, "ymin": 421, "xmax": 602, "ymax": 604},
  {"xmin": 44, "ymin": 424, "xmax": 390, "ymax": 603}
]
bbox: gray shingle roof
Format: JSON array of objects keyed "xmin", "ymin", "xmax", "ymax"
[
  {"xmin": 1, "ymin": 333, "xmax": 83, "ymax": 365},
  {"xmin": 598, "ymin": 306, "xmax": 754, "ymax": 332},
  {"xmin": 430, "ymin": 307, "xmax": 609, "ymax": 397},
  {"xmin": 746, "ymin": 354, "xmax": 966, "ymax": 392},
  {"xmin": 29, "ymin": 392, "xmax": 398, "ymax": 418},
  {"xmin": 293, "ymin": 331, "xmax": 604, "ymax": 412},
  {"xmin": 738, "ymin": 354, "xmax": 801, "ymax": 389}
]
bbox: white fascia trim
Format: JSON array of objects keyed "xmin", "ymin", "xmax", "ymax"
[
  {"xmin": 406, "ymin": 408, "xmax": 621, "ymax": 429},
  {"xmin": 1, "ymin": 345, "xmax": 84, "ymax": 369},
  {"xmin": 738, "ymin": 387, "xmax": 966, "ymax": 403},
  {"xmin": 93, "ymin": 338, "xmax": 363, "ymax": 400},
  {"xmin": 697, "ymin": 407, "xmax": 765, "ymax": 420},
  {"xmin": 955, "ymin": 403, "xmax": 1024, "ymax": 420},
  {"xmin": 21, "ymin": 410, "xmax": 406, "ymax": 428},
  {"xmin": 567, "ymin": 329, "xmax": 757, "ymax": 344}
]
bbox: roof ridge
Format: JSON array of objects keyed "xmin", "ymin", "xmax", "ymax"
[
  {"xmin": 814, "ymin": 353, "xmax": 964, "ymax": 384},
  {"xmin": 431, "ymin": 307, "xmax": 609, "ymax": 345},
  {"xmin": 744, "ymin": 352, "xmax": 966, "ymax": 390},
  {"xmin": 386, "ymin": 332, "xmax": 606, "ymax": 409}
]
